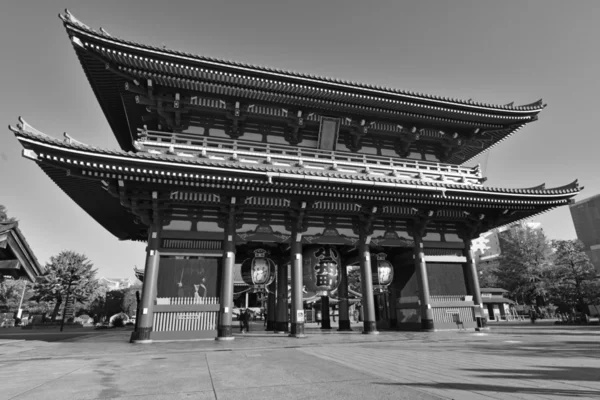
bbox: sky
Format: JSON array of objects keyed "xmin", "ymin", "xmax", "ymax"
[{"xmin": 1, "ymin": 0, "xmax": 599, "ymax": 278}]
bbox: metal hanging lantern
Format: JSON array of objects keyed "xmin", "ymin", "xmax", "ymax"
[
  {"xmin": 371, "ymin": 252, "xmax": 394, "ymax": 292},
  {"xmin": 240, "ymin": 249, "xmax": 276, "ymax": 292},
  {"xmin": 302, "ymin": 245, "xmax": 341, "ymax": 296}
]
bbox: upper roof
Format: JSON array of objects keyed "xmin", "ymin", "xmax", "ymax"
[
  {"xmin": 0, "ymin": 221, "xmax": 44, "ymax": 281},
  {"xmin": 59, "ymin": 10, "xmax": 545, "ymax": 161}
]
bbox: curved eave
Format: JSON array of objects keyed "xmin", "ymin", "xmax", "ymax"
[
  {"xmin": 0, "ymin": 223, "xmax": 44, "ymax": 281},
  {"xmin": 10, "ymin": 122, "xmax": 582, "ymax": 207},
  {"xmin": 60, "ymin": 12, "xmax": 544, "ymax": 116}
]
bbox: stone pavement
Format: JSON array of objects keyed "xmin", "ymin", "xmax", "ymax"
[{"xmin": 0, "ymin": 322, "xmax": 599, "ymax": 400}]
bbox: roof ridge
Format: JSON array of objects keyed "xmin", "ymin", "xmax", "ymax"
[{"xmin": 59, "ymin": 10, "xmax": 545, "ymax": 114}]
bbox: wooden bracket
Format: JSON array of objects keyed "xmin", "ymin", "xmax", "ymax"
[
  {"xmin": 353, "ymin": 205, "xmax": 378, "ymax": 239},
  {"xmin": 286, "ymin": 201, "xmax": 309, "ymax": 234},
  {"xmin": 409, "ymin": 209, "xmax": 437, "ymax": 239}
]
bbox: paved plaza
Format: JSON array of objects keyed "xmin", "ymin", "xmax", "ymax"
[{"xmin": 1, "ymin": 322, "xmax": 599, "ymax": 400}]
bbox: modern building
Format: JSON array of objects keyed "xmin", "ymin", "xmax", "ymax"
[
  {"xmin": 8, "ymin": 11, "xmax": 581, "ymax": 342},
  {"xmin": 569, "ymin": 194, "xmax": 600, "ymax": 273}
]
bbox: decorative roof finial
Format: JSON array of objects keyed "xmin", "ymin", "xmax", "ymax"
[{"xmin": 61, "ymin": 9, "xmax": 91, "ymax": 30}]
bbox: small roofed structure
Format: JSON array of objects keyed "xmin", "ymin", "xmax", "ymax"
[
  {"xmin": 0, "ymin": 222, "xmax": 44, "ymax": 282},
  {"xmin": 480, "ymin": 288, "xmax": 516, "ymax": 321}
]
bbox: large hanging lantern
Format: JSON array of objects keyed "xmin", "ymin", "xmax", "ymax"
[
  {"xmin": 240, "ymin": 249, "xmax": 276, "ymax": 292},
  {"xmin": 303, "ymin": 245, "xmax": 341, "ymax": 296},
  {"xmin": 371, "ymin": 252, "xmax": 394, "ymax": 292}
]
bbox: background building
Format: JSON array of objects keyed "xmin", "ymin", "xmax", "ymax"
[{"xmin": 569, "ymin": 194, "xmax": 600, "ymax": 274}]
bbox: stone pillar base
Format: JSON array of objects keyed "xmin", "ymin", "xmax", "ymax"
[
  {"xmin": 289, "ymin": 322, "xmax": 306, "ymax": 338},
  {"xmin": 421, "ymin": 319, "xmax": 434, "ymax": 331},
  {"xmin": 130, "ymin": 327, "xmax": 152, "ymax": 343},
  {"xmin": 337, "ymin": 320, "xmax": 352, "ymax": 331},
  {"xmin": 274, "ymin": 322, "xmax": 289, "ymax": 333},
  {"xmin": 362, "ymin": 321, "xmax": 378, "ymax": 334},
  {"xmin": 218, "ymin": 325, "xmax": 232, "ymax": 338}
]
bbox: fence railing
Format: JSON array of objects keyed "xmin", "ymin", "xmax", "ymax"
[
  {"xmin": 135, "ymin": 129, "xmax": 482, "ymax": 184},
  {"xmin": 156, "ymin": 297, "xmax": 219, "ymax": 305},
  {"xmin": 430, "ymin": 295, "xmax": 467, "ymax": 302},
  {"xmin": 153, "ymin": 311, "xmax": 218, "ymax": 332}
]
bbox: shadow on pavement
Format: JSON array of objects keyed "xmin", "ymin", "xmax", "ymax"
[
  {"xmin": 375, "ymin": 382, "xmax": 600, "ymax": 398},
  {"xmin": 460, "ymin": 365, "xmax": 600, "ymax": 382}
]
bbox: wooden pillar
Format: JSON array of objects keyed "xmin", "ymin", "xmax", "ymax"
[
  {"xmin": 275, "ymin": 262, "xmax": 289, "ymax": 333},
  {"xmin": 388, "ymin": 287, "xmax": 398, "ymax": 328},
  {"xmin": 337, "ymin": 264, "xmax": 352, "ymax": 331},
  {"xmin": 320, "ymin": 295, "xmax": 331, "ymax": 329},
  {"xmin": 130, "ymin": 224, "xmax": 160, "ymax": 343},
  {"xmin": 217, "ymin": 200, "xmax": 236, "ymax": 340},
  {"xmin": 359, "ymin": 237, "xmax": 378, "ymax": 334},
  {"xmin": 464, "ymin": 239, "xmax": 483, "ymax": 315},
  {"xmin": 266, "ymin": 280, "xmax": 276, "ymax": 331},
  {"xmin": 413, "ymin": 233, "xmax": 434, "ymax": 330},
  {"xmin": 289, "ymin": 233, "xmax": 305, "ymax": 337}
]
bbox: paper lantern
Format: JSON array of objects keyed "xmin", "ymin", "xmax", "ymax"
[
  {"xmin": 303, "ymin": 245, "xmax": 341, "ymax": 295},
  {"xmin": 371, "ymin": 252, "xmax": 394, "ymax": 291},
  {"xmin": 240, "ymin": 249, "xmax": 275, "ymax": 292}
]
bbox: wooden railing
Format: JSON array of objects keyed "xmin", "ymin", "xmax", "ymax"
[
  {"xmin": 153, "ymin": 311, "xmax": 218, "ymax": 332},
  {"xmin": 430, "ymin": 295, "xmax": 467, "ymax": 302},
  {"xmin": 432, "ymin": 307, "xmax": 475, "ymax": 323},
  {"xmin": 135, "ymin": 129, "xmax": 482, "ymax": 184},
  {"xmin": 156, "ymin": 297, "xmax": 219, "ymax": 305}
]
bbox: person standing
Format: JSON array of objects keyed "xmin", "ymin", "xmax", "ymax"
[{"xmin": 243, "ymin": 309, "xmax": 251, "ymax": 333}]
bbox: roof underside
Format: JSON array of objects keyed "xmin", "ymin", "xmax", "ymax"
[{"xmin": 59, "ymin": 11, "xmax": 544, "ymax": 164}]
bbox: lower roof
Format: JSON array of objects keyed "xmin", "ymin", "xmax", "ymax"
[{"xmin": 9, "ymin": 118, "xmax": 582, "ymax": 241}]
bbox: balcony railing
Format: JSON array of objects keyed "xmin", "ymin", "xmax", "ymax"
[{"xmin": 135, "ymin": 129, "xmax": 483, "ymax": 185}]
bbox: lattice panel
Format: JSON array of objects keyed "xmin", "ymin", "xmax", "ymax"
[
  {"xmin": 161, "ymin": 239, "xmax": 222, "ymax": 250},
  {"xmin": 245, "ymin": 197, "xmax": 290, "ymax": 208},
  {"xmin": 313, "ymin": 201, "xmax": 362, "ymax": 212},
  {"xmin": 170, "ymin": 192, "xmax": 220, "ymax": 203}
]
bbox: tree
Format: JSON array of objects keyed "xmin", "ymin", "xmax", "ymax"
[
  {"xmin": 347, "ymin": 266, "xmax": 361, "ymax": 293},
  {"xmin": 0, "ymin": 205, "xmax": 16, "ymax": 223},
  {"xmin": 495, "ymin": 225, "xmax": 553, "ymax": 305},
  {"xmin": 31, "ymin": 251, "xmax": 98, "ymax": 320},
  {"xmin": 0, "ymin": 279, "xmax": 22, "ymax": 312},
  {"xmin": 121, "ymin": 285, "xmax": 142, "ymax": 316},
  {"xmin": 547, "ymin": 240, "xmax": 600, "ymax": 313}
]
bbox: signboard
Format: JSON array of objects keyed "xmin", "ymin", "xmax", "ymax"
[{"xmin": 296, "ymin": 310, "xmax": 305, "ymax": 323}]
